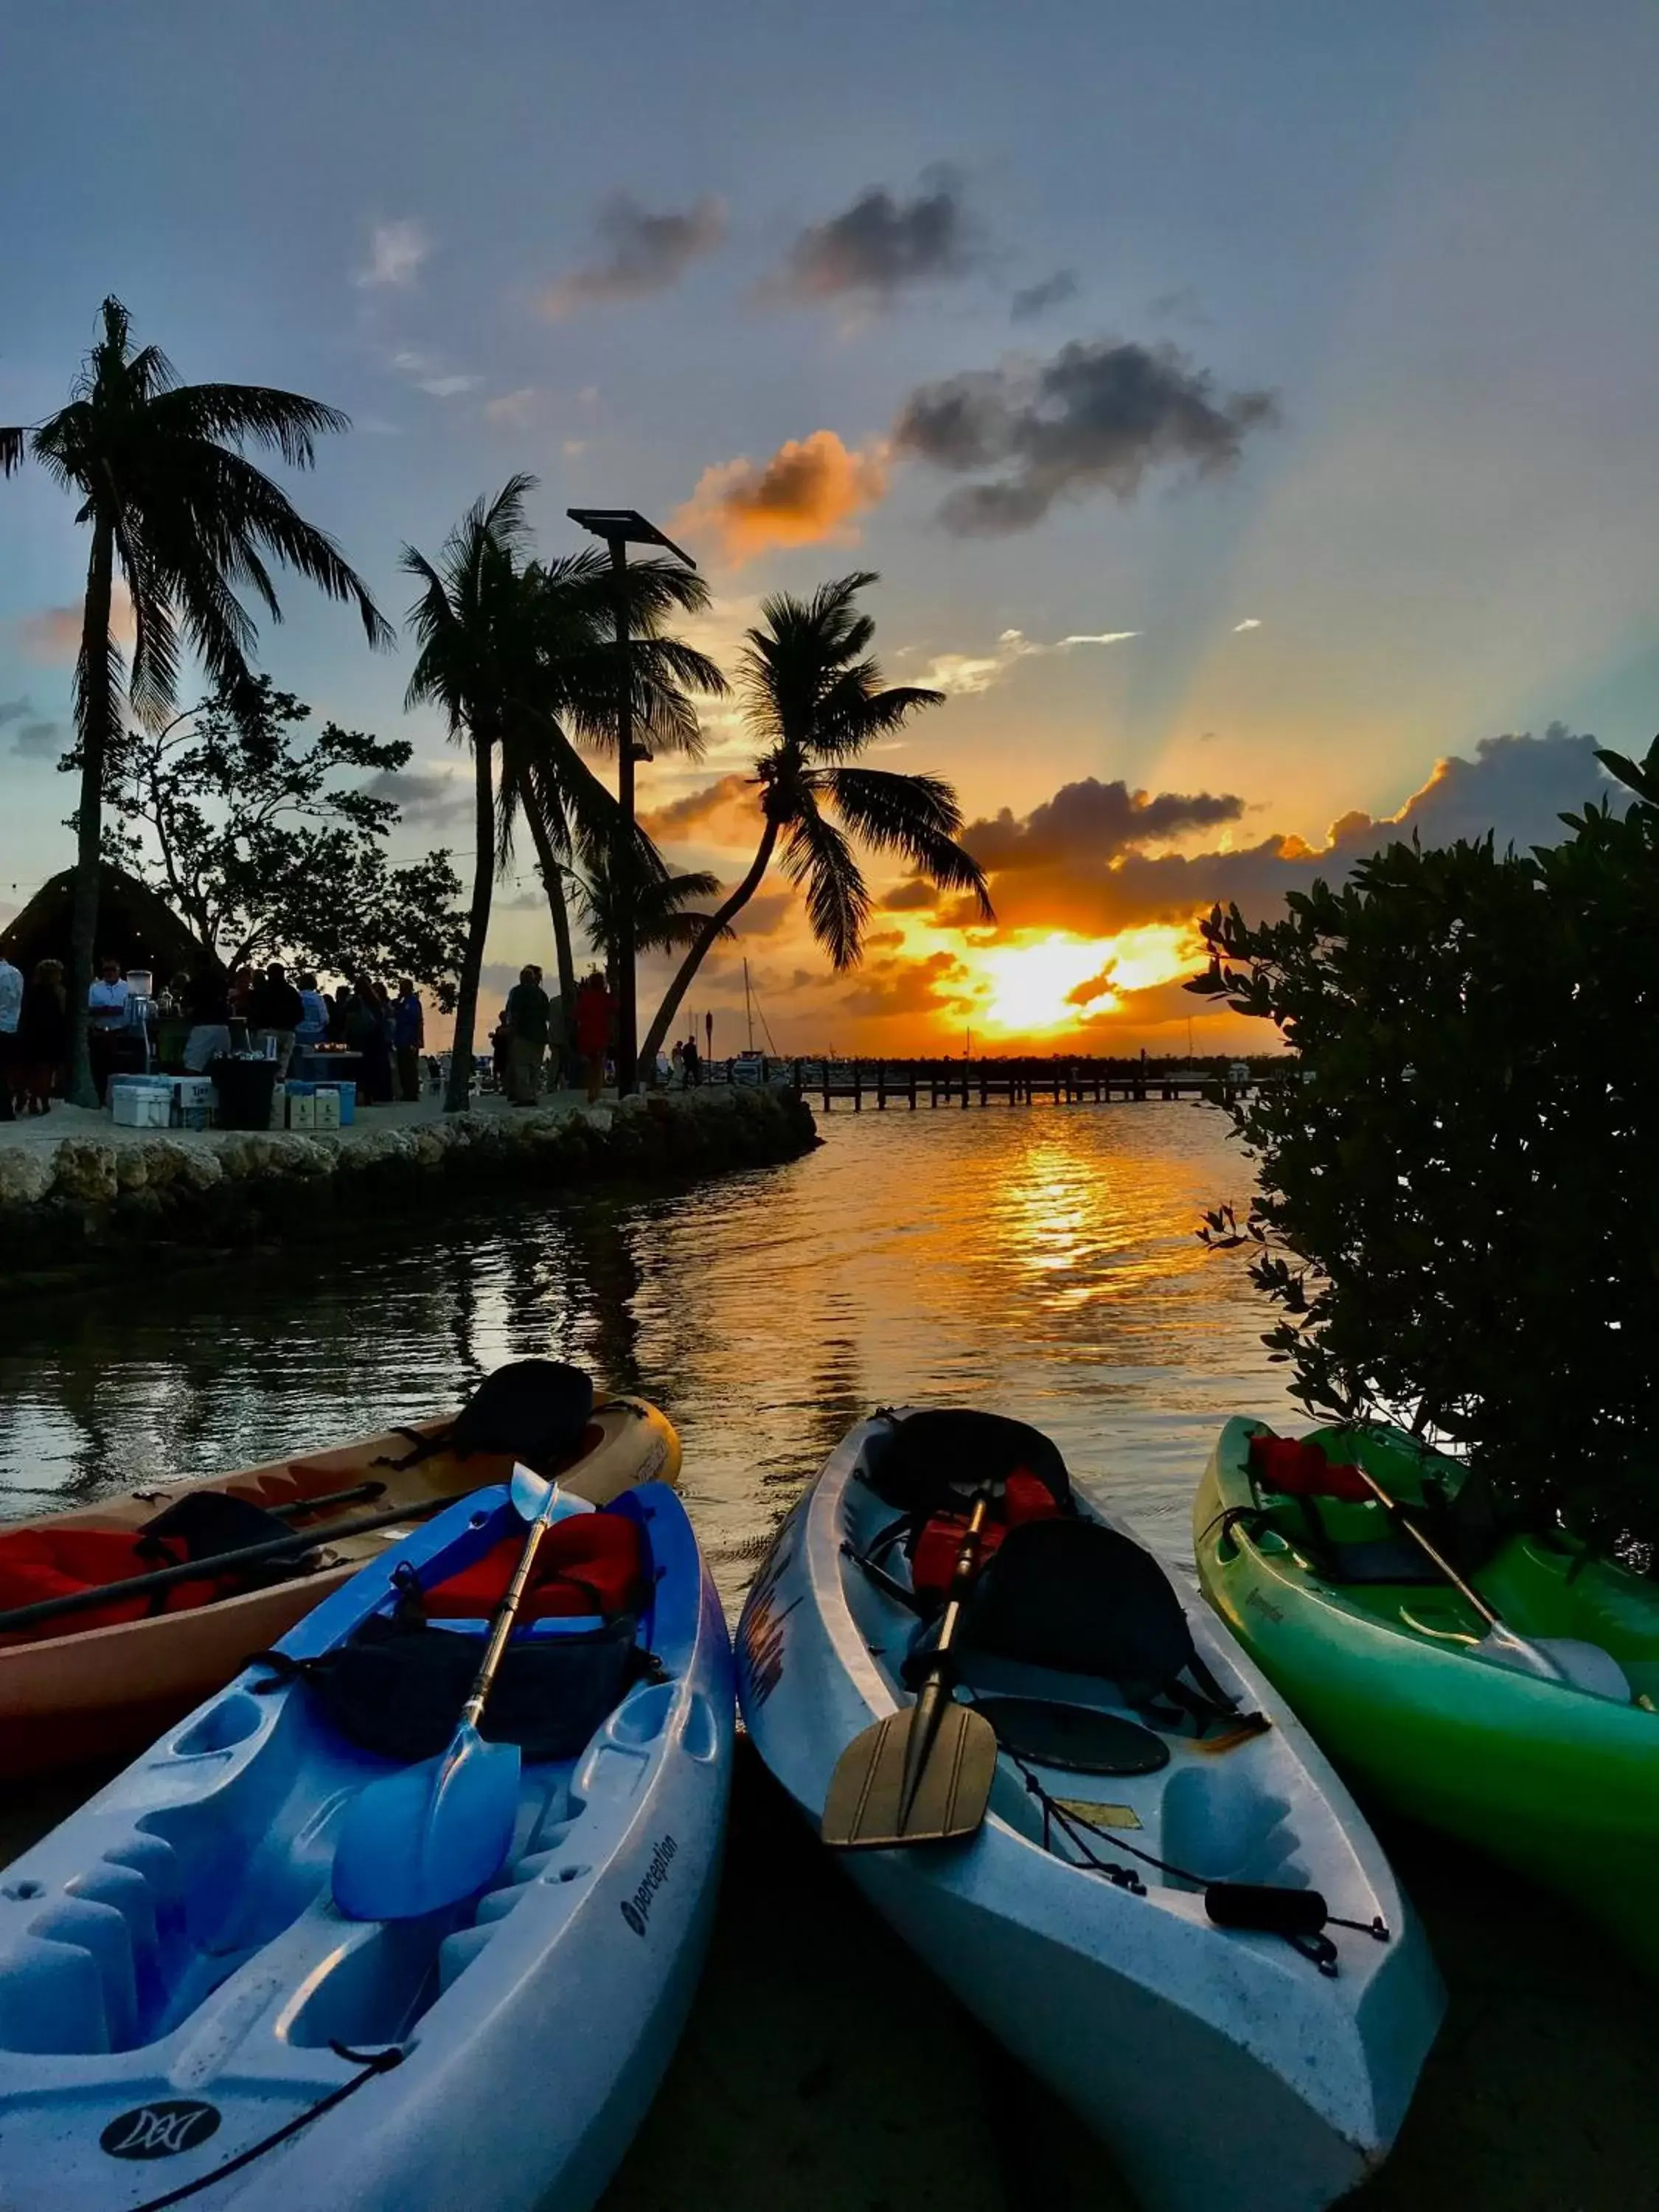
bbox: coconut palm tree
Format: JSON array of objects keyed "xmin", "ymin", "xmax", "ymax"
[
  {"xmin": 569, "ymin": 851, "xmax": 732, "ymax": 978},
  {"xmin": 496, "ymin": 549, "xmax": 726, "ymax": 1015},
  {"xmin": 0, "ymin": 296, "xmax": 390, "ymax": 1102},
  {"xmin": 640, "ymin": 571, "xmax": 992, "ymax": 1073}
]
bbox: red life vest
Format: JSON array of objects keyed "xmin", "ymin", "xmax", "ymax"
[
  {"xmin": 909, "ymin": 1471, "xmax": 1061, "ymax": 1605},
  {"xmin": 420, "ymin": 1509, "xmax": 648, "ymax": 1621}
]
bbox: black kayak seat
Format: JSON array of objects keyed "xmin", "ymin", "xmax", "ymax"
[
  {"xmin": 863, "ymin": 1408, "xmax": 1072, "ymax": 1515},
  {"xmin": 384, "ymin": 1360, "xmax": 596, "ymax": 1474},
  {"xmin": 955, "ymin": 1518, "xmax": 1237, "ymax": 1727}
]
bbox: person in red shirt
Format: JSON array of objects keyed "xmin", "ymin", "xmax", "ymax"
[{"xmin": 574, "ymin": 970, "xmax": 614, "ymax": 1104}]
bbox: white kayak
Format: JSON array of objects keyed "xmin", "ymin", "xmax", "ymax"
[
  {"xmin": 0, "ymin": 1478, "xmax": 734, "ymax": 2212},
  {"xmin": 737, "ymin": 1410, "xmax": 1443, "ymax": 2212}
]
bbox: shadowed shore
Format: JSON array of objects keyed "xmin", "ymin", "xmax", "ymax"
[{"xmin": 3, "ymin": 1739, "xmax": 1653, "ymax": 2208}]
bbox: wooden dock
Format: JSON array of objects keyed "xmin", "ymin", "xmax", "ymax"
[{"xmin": 706, "ymin": 1057, "xmax": 1261, "ymax": 1111}]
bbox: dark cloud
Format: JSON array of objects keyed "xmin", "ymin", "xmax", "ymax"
[
  {"xmin": 881, "ymin": 877, "xmax": 942, "ymax": 913},
  {"xmin": 944, "ymin": 726, "xmax": 1624, "ymax": 941},
  {"xmin": 965, "ymin": 778, "xmax": 1245, "ymax": 872},
  {"xmin": 773, "ymin": 172, "xmax": 981, "ymax": 303},
  {"xmin": 838, "ymin": 950, "xmax": 972, "ymax": 1018},
  {"xmin": 639, "ymin": 773, "xmax": 757, "ymax": 842},
  {"xmin": 0, "ymin": 697, "xmax": 32, "ymax": 726},
  {"xmin": 1009, "ymin": 270, "xmax": 1079, "ymax": 323},
  {"xmin": 1149, "ymin": 286, "xmax": 1210, "ymax": 327},
  {"xmin": 543, "ymin": 192, "xmax": 726, "ymax": 313},
  {"xmin": 894, "ymin": 338, "xmax": 1279, "ymax": 534},
  {"xmin": 732, "ymin": 891, "xmax": 793, "ymax": 937},
  {"xmin": 12, "ymin": 720, "xmax": 61, "ymax": 761},
  {"xmin": 360, "ymin": 767, "xmax": 467, "ymax": 826}
]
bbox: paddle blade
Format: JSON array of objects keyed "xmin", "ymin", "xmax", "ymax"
[
  {"xmin": 821, "ymin": 1701, "xmax": 997, "ymax": 1851},
  {"xmin": 509, "ymin": 1464, "xmax": 554, "ymax": 1521},
  {"xmin": 333, "ymin": 1725, "xmax": 521, "ymax": 1921}
]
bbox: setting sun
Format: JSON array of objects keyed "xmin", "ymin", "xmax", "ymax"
[{"xmin": 971, "ymin": 926, "xmax": 1197, "ymax": 1035}]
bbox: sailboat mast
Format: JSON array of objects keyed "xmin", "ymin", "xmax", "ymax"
[{"xmin": 744, "ymin": 959, "xmax": 755, "ymax": 1052}]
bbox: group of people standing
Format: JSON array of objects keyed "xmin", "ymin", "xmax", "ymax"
[
  {"xmin": 187, "ymin": 964, "xmax": 426, "ymax": 1104},
  {"xmin": 0, "ymin": 951, "xmax": 70, "ymax": 1118},
  {"xmin": 496, "ymin": 967, "xmax": 616, "ymax": 1105}
]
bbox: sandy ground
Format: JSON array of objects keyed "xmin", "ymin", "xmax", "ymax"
[{"xmin": 4, "ymin": 1742, "xmax": 1653, "ymax": 2211}]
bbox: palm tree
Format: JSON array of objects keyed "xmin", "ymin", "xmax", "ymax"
[
  {"xmin": 404, "ymin": 476, "xmax": 540, "ymax": 1111},
  {"xmin": 497, "ymin": 549, "xmax": 725, "ymax": 1015},
  {"xmin": 641, "ymin": 572, "xmax": 992, "ymax": 1072},
  {"xmin": 0, "ymin": 297, "xmax": 390, "ymax": 1102},
  {"xmin": 569, "ymin": 852, "xmax": 733, "ymax": 978}
]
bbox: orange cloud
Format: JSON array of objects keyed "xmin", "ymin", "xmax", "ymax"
[
  {"xmin": 674, "ymin": 430, "xmax": 888, "ymax": 566},
  {"xmin": 639, "ymin": 771, "xmax": 759, "ymax": 846},
  {"xmin": 18, "ymin": 582, "xmax": 135, "ymax": 663}
]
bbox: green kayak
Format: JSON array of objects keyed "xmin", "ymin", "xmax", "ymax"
[{"xmin": 1194, "ymin": 1416, "xmax": 1659, "ymax": 1969}]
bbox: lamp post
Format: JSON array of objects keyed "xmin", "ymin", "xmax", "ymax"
[{"xmin": 567, "ymin": 507, "xmax": 696, "ymax": 1096}]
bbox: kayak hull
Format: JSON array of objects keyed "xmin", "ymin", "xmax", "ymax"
[
  {"xmin": 0, "ymin": 1478, "xmax": 732, "ymax": 2212},
  {"xmin": 738, "ymin": 1417, "xmax": 1442, "ymax": 2212},
  {"xmin": 1194, "ymin": 1416, "xmax": 1659, "ymax": 1971},
  {"xmin": 0, "ymin": 1394, "xmax": 680, "ymax": 1779}
]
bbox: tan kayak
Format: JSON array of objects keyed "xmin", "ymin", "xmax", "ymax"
[{"xmin": 0, "ymin": 1388, "xmax": 680, "ymax": 1779}]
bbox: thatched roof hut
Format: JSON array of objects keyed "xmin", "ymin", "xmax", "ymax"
[{"xmin": 0, "ymin": 866, "xmax": 215, "ymax": 984}]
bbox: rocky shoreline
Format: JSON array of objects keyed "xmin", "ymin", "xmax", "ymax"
[{"xmin": 0, "ymin": 1084, "xmax": 819, "ymax": 1291}]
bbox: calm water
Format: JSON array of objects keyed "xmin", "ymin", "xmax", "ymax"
[{"xmin": 0, "ymin": 1099, "xmax": 1291, "ymax": 1601}]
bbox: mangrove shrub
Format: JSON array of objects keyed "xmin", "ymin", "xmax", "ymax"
[{"xmin": 1189, "ymin": 739, "xmax": 1659, "ymax": 1551}]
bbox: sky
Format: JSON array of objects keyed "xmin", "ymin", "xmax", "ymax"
[{"xmin": 2, "ymin": 0, "xmax": 1658, "ymax": 1054}]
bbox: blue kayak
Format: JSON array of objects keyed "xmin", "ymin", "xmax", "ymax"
[{"xmin": 0, "ymin": 1479, "xmax": 733, "ymax": 2212}]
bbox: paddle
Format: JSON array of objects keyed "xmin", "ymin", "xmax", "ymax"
[
  {"xmin": 821, "ymin": 1486, "xmax": 999, "ymax": 1851},
  {"xmin": 0, "ymin": 1498, "xmax": 452, "ymax": 1638},
  {"xmin": 332, "ymin": 1464, "xmax": 562, "ymax": 1921},
  {"xmin": 1347, "ymin": 1462, "xmax": 1627, "ymax": 1695}
]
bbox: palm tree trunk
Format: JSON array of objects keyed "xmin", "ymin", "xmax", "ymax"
[
  {"xmin": 518, "ymin": 772, "xmax": 578, "ymax": 1018},
  {"xmin": 67, "ymin": 519, "xmax": 116, "ymax": 1109},
  {"xmin": 445, "ymin": 721, "xmax": 496, "ymax": 1112},
  {"xmin": 639, "ymin": 815, "xmax": 779, "ymax": 1077}
]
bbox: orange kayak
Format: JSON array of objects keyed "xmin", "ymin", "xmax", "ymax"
[{"xmin": 0, "ymin": 1388, "xmax": 680, "ymax": 1778}]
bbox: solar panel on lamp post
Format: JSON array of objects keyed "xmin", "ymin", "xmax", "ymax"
[{"xmin": 566, "ymin": 509, "xmax": 697, "ymax": 1096}]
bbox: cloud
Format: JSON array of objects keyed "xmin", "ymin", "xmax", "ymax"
[
  {"xmin": 728, "ymin": 891, "xmax": 793, "ymax": 939},
  {"xmin": 12, "ymin": 720, "xmax": 60, "ymax": 761},
  {"xmin": 361, "ymin": 765, "xmax": 469, "ymax": 827},
  {"xmin": 675, "ymin": 430, "xmax": 889, "ymax": 566},
  {"xmin": 356, "ymin": 219, "xmax": 430, "ymax": 289},
  {"xmin": 386, "ymin": 350, "xmax": 480, "ymax": 400},
  {"xmin": 946, "ymin": 726, "xmax": 1624, "ymax": 944},
  {"xmin": 881, "ymin": 878, "xmax": 942, "ymax": 914},
  {"xmin": 484, "ymin": 388, "xmax": 539, "ymax": 428},
  {"xmin": 1233, "ymin": 616, "xmax": 1262, "ymax": 633},
  {"xmin": 1149, "ymin": 285, "xmax": 1210, "ymax": 327},
  {"xmin": 915, "ymin": 625, "xmax": 1139, "ymax": 698},
  {"xmin": 966, "ymin": 778, "xmax": 1245, "ymax": 872},
  {"xmin": 838, "ymin": 949, "xmax": 973, "ymax": 1018},
  {"xmin": 419, "ymin": 374, "xmax": 481, "ymax": 399},
  {"xmin": 18, "ymin": 582, "xmax": 134, "ymax": 662},
  {"xmin": 543, "ymin": 193, "xmax": 726, "ymax": 315},
  {"xmin": 1010, "ymin": 270, "xmax": 1079, "ymax": 323},
  {"xmin": 0, "ymin": 697, "xmax": 30, "ymax": 726},
  {"xmin": 771, "ymin": 172, "xmax": 982, "ymax": 304},
  {"xmin": 640, "ymin": 772, "xmax": 759, "ymax": 845},
  {"xmin": 894, "ymin": 338, "xmax": 1279, "ymax": 535}
]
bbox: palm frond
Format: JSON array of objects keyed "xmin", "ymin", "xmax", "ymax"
[
  {"xmin": 782, "ymin": 796, "xmax": 869, "ymax": 968},
  {"xmin": 0, "ymin": 425, "xmax": 24, "ymax": 476},
  {"xmin": 829, "ymin": 767, "xmax": 993, "ymax": 918},
  {"xmin": 147, "ymin": 384, "xmax": 352, "ymax": 469}
]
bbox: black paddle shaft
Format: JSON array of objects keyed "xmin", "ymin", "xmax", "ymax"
[{"xmin": 0, "ymin": 1495, "xmax": 454, "ymax": 1637}]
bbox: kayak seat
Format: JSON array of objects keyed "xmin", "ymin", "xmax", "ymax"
[
  {"xmin": 0, "ymin": 1527, "xmax": 234, "ymax": 1645},
  {"xmin": 953, "ymin": 1519, "xmax": 1239, "ymax": 1731},
  {"xmin": 421, "ymin": 1512, "xmax": 649, "ymax": 1621},
  {"xmin": 1246, "ymin": 1432, "xmax": 1500, "ymax": 1585},
  {"xmin": 383, "ymin": 1358, "xmax": 596, "ymax": 1473},
  {"xmin": 863, "ymin": 1408, "xmax": 1073, "ymax": 1516}
]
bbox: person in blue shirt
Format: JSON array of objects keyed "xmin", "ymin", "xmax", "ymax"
[{"xmin": 393, "ymin": 978, "xmax": 425, "ymax": 1102}]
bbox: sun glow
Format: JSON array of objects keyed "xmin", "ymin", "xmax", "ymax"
[{"xmin": 972, "ymin": 926, "xmax": 1197, "ymax": 1034}]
